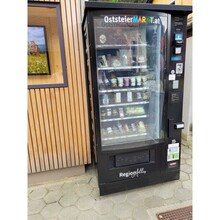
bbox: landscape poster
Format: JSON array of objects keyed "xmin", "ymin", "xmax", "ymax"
[{"xmin": 28, "ymin": 26, "xmax": 50, "ymax": 75}]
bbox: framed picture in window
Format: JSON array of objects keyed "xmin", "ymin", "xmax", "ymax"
[{"xmin": 28, "ymin": 26, "xmax": 50, "ymax": 75}]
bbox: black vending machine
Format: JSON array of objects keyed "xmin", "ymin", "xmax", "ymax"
[{"xmin": 82, "ymin": 1, "xmax": 192, "ymax": 195}]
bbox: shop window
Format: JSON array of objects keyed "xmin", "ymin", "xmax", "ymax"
[{"xmin": 28, "ymin": 2, "xmax": 67, "ymax": 89}]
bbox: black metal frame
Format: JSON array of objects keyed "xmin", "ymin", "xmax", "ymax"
[
  {"xmin": 28, "ymin": 1, "xmax": 68, "ymax": 89},
  {"xmin": 82, "ymin": 2, "xmax": 192, "ymax": 195}
]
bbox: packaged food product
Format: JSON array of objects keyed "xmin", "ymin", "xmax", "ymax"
[
  {"xmin": 138, "ymin": 121, "xmax": 146, "ymax": 133},
  {"xmin": 107, "ymin": 108, "xmax": 112, "ymax": 117},
  {"xmin": 119, "ymin": 108, "xmax": 124, "ymax": 118},
  {"xmin": 127, "ymin": 91, "xmax": 133, "ymax": 102},
  {"xmin": 131, "ymin": 123, "xmax": 137, "ymax": 132},
  {"xmin": 141, "ymin": 75, "xmax": 148, "ymax": 86},
  {"xmin": 107, "ymin": 127, "xmax": 113, "ymax": 134},
  {"xmin": 115, "ymin": 92, "xmax": 121, "ymax": 103},
  {"xmin": 111, "ymin": 78, "xmax": 117, "ymax": 88},
  {"xmin": 124, "ymin": 123, "xmax": 130, "ymax": 132},
  {"xmin": 130, "ymin": 77, "xmax": 136, "ymax": 87},
  {"xmin": 142, "ymin": 91, "xmax": 149, "ymax": 101},
  {"xmin": 136, "ymin": 92, "xmax": 142, "ymax": 101},
  {"xmin": 117, "ymin": 122, "xmax": 124, "ymax": 133},
  {"xmin": 101, "ymin": 109, "xmax": 106, "ymax": 118},
  {"xmin": 112, "ymin": 108, "xmax": 119, "ymax": 117},
  {"xmin": 124, "ymin": 77, "xmax": 130, "ymax": 87},
  {"xmin": 126, "ymin": 107, "xmax": 145, "ymax": 116},
  {"xmin": 117, "ymin": 77, "xmax": 124, "ymax": 87},
  {"xmin": 136, "ymin": 76, "xmax": 142, "ymax": 86}
]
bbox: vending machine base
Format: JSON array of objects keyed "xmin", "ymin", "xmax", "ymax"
[{"xmin": 97, "ymin": 142, "xmax": 181, "ymax": 196}]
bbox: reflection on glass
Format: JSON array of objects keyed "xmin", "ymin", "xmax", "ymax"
[{"xmin": 94, "ymin": 14, "xmax": 167, "ymax": 147}]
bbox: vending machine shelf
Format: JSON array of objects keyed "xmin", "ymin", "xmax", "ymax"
[
  {"xmin": 97, "ymin": 65, "xmax": 148, "ymax": 71},
  {"xmin": 99, "ymin": 86, "xmax": 149, "ymax": 93},
  {"xmin": 101, "ymin": 132, "xmax": 150, "ymax": 146},
  {"xmin": 96, "ymin": 43, "xmax": 149, "ymax": 49},
  {"xmin": 101, "ymin": 114, "xmax": 148, "ymax": 122},
  {"xmin": 100, "ymin": 101, "xmax": 149, "ymax": 108},
  {"xmin": 102, "ymin": 132, "xmax": 148, "ymax": 141}
]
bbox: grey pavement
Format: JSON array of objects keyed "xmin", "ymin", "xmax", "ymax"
[{"xmin": 28, "ymin": 134, "xmax": 192, "ymax": 220}]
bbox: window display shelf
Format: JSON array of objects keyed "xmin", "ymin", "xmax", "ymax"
[
  {"xmin": 101, "ymin": 114, "xmax": 148, "ymax": 122},
  {"xmin": 100, "ymin": 101, "xmax": 149, "ymax": 108},
  {"xmin": 99, "ymin": 86, "xmax": 149, "ymax": 93},
  {"xmin": 97, "ymin": 65, "xmax": 147, "ymax": 71}
]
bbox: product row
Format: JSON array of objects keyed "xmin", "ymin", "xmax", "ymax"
[
  {"xmin": 101, "ymin": 106, "xmax": 147, "ymax": 120},
  {"xmin": 97, "ymin": 52, "xmax": 146, "ymax": 69},
  {"xmin": 98, "ymin": 71, "xmax": 155, "ymax": 89},
  {"xmin": 95, "ymin": 26, "xmax": 158, "ymax": 48},
  {"xmin": 100, "ymin": 91, "xmax": 150, "ymax": 105},
  {"xmin": 101, "ymin": 121, "xmax": 147, "ymax": 137}
]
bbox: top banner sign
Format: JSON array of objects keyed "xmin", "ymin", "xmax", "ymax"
[{"xmin": 103, "ymin": 15, "xmax": 160, "ymax": 24}]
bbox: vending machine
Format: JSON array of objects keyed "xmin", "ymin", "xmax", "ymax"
[{"xmin": 82, "ymin": 1, "xmax": 192, "ymax": 195}]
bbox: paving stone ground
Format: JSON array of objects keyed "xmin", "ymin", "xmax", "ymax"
[{"xmin": 28, "ymin": 134, "xmax": 192, "ymax": 220}]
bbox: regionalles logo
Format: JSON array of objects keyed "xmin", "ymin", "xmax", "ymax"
[
  {"xmin": 119, "ymin": 168, "xmax": 147, "ymax": 178},
  {"xmin": 104, "ymin": 15, "xmax": 159, "ymax": 24}
]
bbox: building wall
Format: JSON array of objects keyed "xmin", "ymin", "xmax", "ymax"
[
  {"xmin": 28, "ymin": 0, "xmax": 91, "ymax": 174},
  {"xmin": 152, "ymin": 0, "xmax": 192, "ymax": 5},
  {"xmin": 183, "ymin": 37, "xmax": 192, "ymax": 136}
]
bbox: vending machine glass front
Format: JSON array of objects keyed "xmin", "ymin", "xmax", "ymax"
[{"xmin": 93, "ymin": 12, "xmax": 168, "ymax": 147}]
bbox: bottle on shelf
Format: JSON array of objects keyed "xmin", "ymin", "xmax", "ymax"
[
  {"xmin": 142, "ymin": 91, "xmax": 149, "ymax": 101},
  {"xmin": 107, "ymin": 54, "xmax": 111, "ymax": 67},
  {"xmin": 137, "ymin": 121, "xmax": 147, "ymax": 133},
  {"xmin": 124, "ymin": 77, "xmax": 130, "ymax": 87},
  {"xmin": 107, "ymin": 126, "xmax": 113, "ymax": 135},
  {"xmin": 141, "ymin": 75, "xmax": 148, "ymax": 87},
  {"xmin": 127, "ymin": 91, "xmax": 133, "ymax": 102},
  {"xmin": 102, "ymin": 94, "xmax": 109, "ymax": 105},
  {"xmin": 101, "ymin": 109, "xmax": 106, "ymax": 119},
  {"xmin": 136, "ymin": 76, "xmax": 142, "ymax": 87},
  {"xmin": 117, "ymin": 77, "xmax": 124, "ymax": 88},
  {"xmin": 112, "ymin": 108, "xmax": 119, "ymax": 118},
  {"xmin": 131, "ymin": 123, "xmax": 137, "ymax": 132},
  {"xmin": 98, "ymin": 71, "xmax": 105, "ymax": 89},
  {"xmin": 102, "ymin": 71, "xmax": 110, "ymax": 88},
  {"xmin": 117, "ymin": 122, "xmax": 124, "ymax": 134},
  {"xmin": 124, "ymin": 123, "xmax": 130, "ymax": 133},
  {"xmin": 110, "ymin": 74, "xmax": 117, "ymax": 88},
  {"xmin": 106, "ymin": 108, "xmax": 112, "ymax": 117},
  {"xmin": 121, "ymin": 54, "xmax": 128, "ymax": 66},
  {"xmin": 136, "ymin": 92, "xmax": 142, "ymax": 101},
  {"xmin": 130, "ymin": 77, "xmax": 136, "ymax": 87},
  {"xmin": 118, "ymin": 107, "xmax": 125, "ymax": 118}
]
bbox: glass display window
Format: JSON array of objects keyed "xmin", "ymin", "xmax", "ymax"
[
  {"xmin": 28, "ymin": 2, "xmax": 67, "ymax": 89},
  {"xmin": 93, "ymin": 13, "xmax": 167, "ymax": 147}
]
